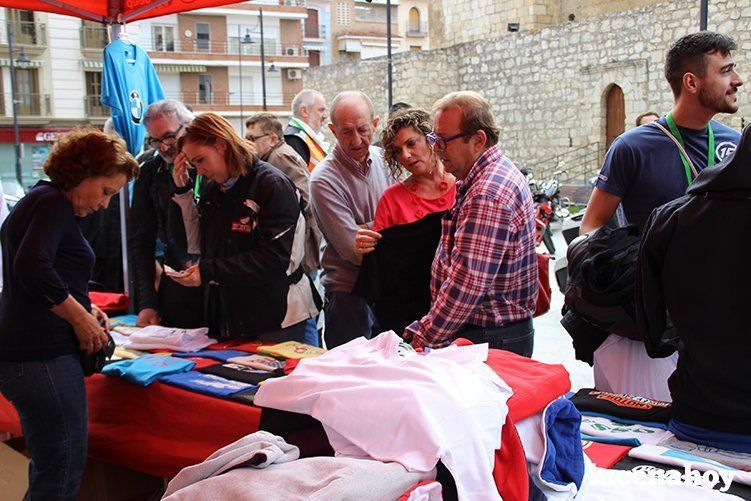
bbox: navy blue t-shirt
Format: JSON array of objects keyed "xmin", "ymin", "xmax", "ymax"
[
  {"xmin": 596, "ymin": 117, "xmax": 740, "ymax": 231},
  {"xmin": 0, "ymin": 181, "xmax": 95, "ymax": 361}
]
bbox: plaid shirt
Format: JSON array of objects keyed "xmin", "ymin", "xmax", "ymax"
[{"xmin": 407, "ymin": 145, "xmax": 538, "ymax": 348}]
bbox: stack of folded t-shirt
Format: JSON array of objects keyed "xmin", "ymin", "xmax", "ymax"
[
  {"xmin": 123, "ymin": 326, "xmax": 217, "ymax": 352},
  {"xmin": 570, "ymin": 388, "xmax": 672, "ymax": 446}
]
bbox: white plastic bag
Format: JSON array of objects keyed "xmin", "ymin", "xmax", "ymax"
[{"xmin": 593, "ymin": 334, "xmax": 677, "ymax": 402}]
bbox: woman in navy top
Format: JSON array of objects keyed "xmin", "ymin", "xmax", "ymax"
[{"xmin": 0, "ymin": 128, "xmax": 138, "ymax": 500}]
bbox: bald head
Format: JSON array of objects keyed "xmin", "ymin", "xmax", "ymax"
[
  {"xmin": 328, "ymin": 91, "xmax": 379, "ymax": 164},
  {"xmin": 329, "ymin": 91, "xmax": 375, "ymax": 126}
]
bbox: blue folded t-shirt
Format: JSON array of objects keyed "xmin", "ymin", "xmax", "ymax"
[
  {"xmin": 173, "ymin": 349, "xmax": 250, "ymax": 362},
  {"xmin": 158, "ymin": 371, "xmax": 254, "ymax": 399},
  {"xmin": 103, "ymin": 355, "xmax": 195, "ymax": 386}
]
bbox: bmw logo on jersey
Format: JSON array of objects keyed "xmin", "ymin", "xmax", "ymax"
[{"xmin": 130, "ymin": 90, "xmax": 143, "ymax": 125}]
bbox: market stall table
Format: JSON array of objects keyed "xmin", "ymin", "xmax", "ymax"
[
  {"xmin": 0, "ymin": 375, "xmax": 261, "ymax": 478},
  {"xmin": 0, "ymin": 348, "xmax": 571, "ymax": 485}
]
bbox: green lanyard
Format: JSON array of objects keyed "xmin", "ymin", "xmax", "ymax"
[
  {"xmin": 169, "ymin": 165, "xmax": 203, "ymax": 201},
  {"xmin": 665, "ymin": 113, "xmax": 715, "ymax": 184}
]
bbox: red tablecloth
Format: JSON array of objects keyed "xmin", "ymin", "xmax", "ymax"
[
  {"xmin": 0, "ymin": 375, "xmax": 261, "ymax": 478},
  {"xmin": 0, "ymin": 348, "xmax": 570, "ymax": 487}
]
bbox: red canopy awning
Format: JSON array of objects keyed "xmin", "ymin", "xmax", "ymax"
[{"xmin": 0, "ymin": 0, "xmax": 249, "ymax": 24}]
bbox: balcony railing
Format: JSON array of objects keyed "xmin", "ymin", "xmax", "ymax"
[
  {"xmin": 84, "ymin": 95, "xmax": 109, "ymax": 117},
  {"xmin": 80, "ymin": 25, "xmax": 108, "ymax": 50},
  {"xmin": 170, "ymin": 91, "xmax": 296, "ymax": 109},
  {"xmin": 143, "ymin": 38, "xmax": 308, "ymax": 57},
  {"xmin": 2, "ymin": 21, "xmax": 47, "ymax": 46},
  {"xmin": 0, "ymin": 93, "xmax": 50, "ymax": 116},
  {"xmin": 406, "ymin": 22, "xmax": 429, "ymax": 37}
]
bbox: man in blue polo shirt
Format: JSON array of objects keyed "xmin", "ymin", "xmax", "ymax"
[
  {"xmin": 580, "ymin": 31, "xmax": 743, "ymax": 401},
  {"xmin": 582, "ymin": 31, "xmax": 743, "ymax": 234}
]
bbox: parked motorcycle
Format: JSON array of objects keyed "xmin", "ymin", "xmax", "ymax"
[{"xmin": 524, "ymin": 169, "xmax": 570, "ymax": 255}]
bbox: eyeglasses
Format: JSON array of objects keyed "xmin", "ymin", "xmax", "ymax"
[
  {"xmin": 426, "ymin": 131, "xmax": 472, "ymax": 150},
  {"xmin": 246, "ymin": 133, "xmax": 271, "ymax": 142},
  {"xmin": 147, "ymin": 124, "xmax": 183, "ymax": 148}
]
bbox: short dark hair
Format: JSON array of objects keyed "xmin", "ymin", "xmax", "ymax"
[
  {"xmin": 388, "ymin": 102, "xmax": 412, "ymax": 117},
  {"xmin": 245, "ymin": 113, "xmax": 284, "ymax": 139},
  {"xmin": 45, "ymin": 128, "xmax": 139, "ymax": 190},
  {"xmin": 665, "ymin": 32, "xmax": 737, "ymax": 97},
  {"xmin": 635, "ymin": 111, "xmax": 659, "ymax": 126}
]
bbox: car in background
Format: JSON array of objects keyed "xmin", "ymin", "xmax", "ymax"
[{"xmin": 1, "ymin": 179, "xmax": 26, "ymax": 210}]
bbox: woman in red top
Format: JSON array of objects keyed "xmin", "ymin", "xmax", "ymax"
[{"xmin": 354, "ymin": 109, "xmax": 456, "ymax": 254}]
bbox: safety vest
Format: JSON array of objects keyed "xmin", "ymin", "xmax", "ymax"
[{"xmin": 287, "ymin": 118, "xmax": 328, "ymax": 172}]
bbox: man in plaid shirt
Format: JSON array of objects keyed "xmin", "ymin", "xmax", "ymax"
[{"xmin": 404, "ymin": 91, "xmax": 538, "ymax": 356}]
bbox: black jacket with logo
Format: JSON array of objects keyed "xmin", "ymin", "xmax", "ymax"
[
  {"xmin": 637, "ymin": 125, "xmax": 751, "ymax": 434},
  {"xmin": 197, "ymin": 158, "xmax": 311, "ymax": 338}
]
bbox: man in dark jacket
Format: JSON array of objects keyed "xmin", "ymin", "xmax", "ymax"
[
  {"xmin": 129, "ymin": 99, "xmax": 204, "ymax": 328},
  {"xmin": 637, "ymin": 125, "xmax": 751, "ymax": 451}
]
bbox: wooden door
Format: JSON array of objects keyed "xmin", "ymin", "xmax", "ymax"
[
  {"xmin": 606, "ymin": 84, "xmax": 625, "ymax": 150},
  {"xmin": 308, "ymin": 50, "xmax": 320, "ymax": 67}
]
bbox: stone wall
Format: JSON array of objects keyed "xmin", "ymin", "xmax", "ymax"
[
  {"xmin": 305, "ymin": 0, "xmax": 751, "ymax": 180},
  {"xmin": 428, "ymin": 0, "xmax": 666, "ymax": 48}
]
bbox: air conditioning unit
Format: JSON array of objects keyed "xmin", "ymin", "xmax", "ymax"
[
  {"xmin": 287, "ymin": 68, "xmax": 303, "ymax": 80},
  {"xmin": 285, "ymin": 47, "xmax": 298, "ymax": 56}
]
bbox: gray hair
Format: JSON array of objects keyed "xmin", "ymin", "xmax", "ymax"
[
  {"xmin": 291, "ymin": 89, "xmax": 324, "ymax": 118},
  {"xmin": 143, "ymin": 99, "xmax": 194, "ymax": 127},
  {"xmin": 329, "ymin": 91, "xmax": 374, "ymax": 125}
]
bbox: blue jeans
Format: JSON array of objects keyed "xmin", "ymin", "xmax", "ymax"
[
  {"xmin": 457, "ymin": 318, "xmax": 535, "ymax": 357},
  {"xmin": 256, "ymin": 320, "xmax": 308, "ymax": 343},
  {"xmin": 0, "ymin": 354, "xmax": 88, "ymax": 501},
  {"xmin": 323, "ymin": 291, "xmax": 378, "ymax": 349}
]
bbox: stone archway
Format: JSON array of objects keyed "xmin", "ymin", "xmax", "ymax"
[{"xmin": 605, "ymin": 84, "xmax": 625, "ymax": 150}]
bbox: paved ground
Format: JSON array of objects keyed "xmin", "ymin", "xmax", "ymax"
[{"xmin": 531, "ymin": 221, "xmax": 594, "ymax": 392}]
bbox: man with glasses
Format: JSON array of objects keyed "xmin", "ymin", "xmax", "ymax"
[
  {"xmin": 404, "ymin": 91, "xmax": 538, "ymax": 356},
  {"xmin": 246, "ymin": 112, "xmax": 323, "ymax": 346},
  {"xmin": 130, "ymin": 99, "xmax": 205, "ymax": 328}
]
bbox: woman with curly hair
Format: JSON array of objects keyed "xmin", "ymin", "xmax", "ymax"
[
  {"xmin": 0, "ymin": 128, "xmax": 139, "ymax": 500},
  {"xmin": 351, "ymin": 109, "xmax": 456, "ymax": 332},
  {"xmin": 169, "ymin": 113, "xmax": 319, "ymax": 342}
]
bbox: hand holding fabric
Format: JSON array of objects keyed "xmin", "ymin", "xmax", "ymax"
[
  {"xmin": 73, "ymin": 312, "xmax": 110, "ymax": 355},
  {"xmin": 354, "ymin": 228, "xmax": 381, "ymax": 255}
]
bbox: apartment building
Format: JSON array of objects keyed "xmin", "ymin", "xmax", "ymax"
[
  {"xmin": 303, "ymin": 0, "xmax": 429, "ymax": 66},
  {"xmin": 0, "ymin": 1, "xmax": 308, "ymax": 189}
]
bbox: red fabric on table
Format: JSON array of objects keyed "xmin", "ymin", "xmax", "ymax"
[
  {"xmin": 89, "ymin": 292, "xmax": 130, "ymax": 313},
  {"xmin": 494, "ymin": 416, "xmax": 529, "ymax": 501},
  {"xmin": 581, "ymin": 440, "xmax": 632, "ymax": 468},
  {"xmin": 0, "ymin": 346, "xmax": 568, "ymax": 484},
  {"xmin": 0, "ymin": 375, "xmax": 261, "ymax": 478},
  {"xmin": 184, "ymin": 357, "xmax": 221, "ymax": 370},
  {"xmin": 485, "ymin": 348, "xmax": 571, "ymax": 422}
]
